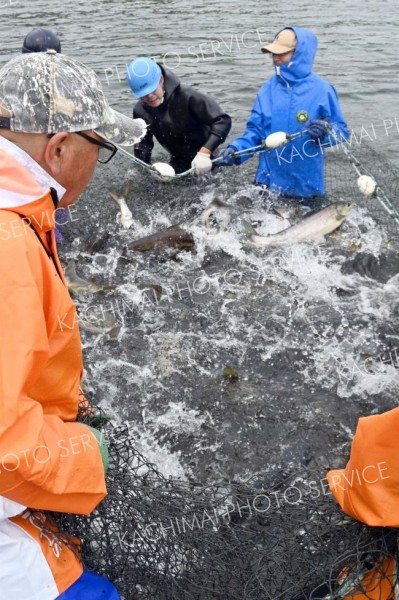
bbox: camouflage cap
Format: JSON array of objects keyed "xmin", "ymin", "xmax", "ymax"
[{"xmin": 0, "ymin": 50, "xmax": 146, "ymax": 146}]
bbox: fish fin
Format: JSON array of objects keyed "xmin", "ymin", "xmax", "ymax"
[
  {"xmin": 122, "ymin": 185, "xmax": 130, "ymax": 198},
  {"xmin": 272, "ymin": 206, "xmax": 292, "ymax": 221},
  {"xmin": 166, "ymin": 224, "xmax": 185, "ymax": 231},
  {"xmin": 239, "ymin": 219, "xmax": 258, "ymax": 236}
]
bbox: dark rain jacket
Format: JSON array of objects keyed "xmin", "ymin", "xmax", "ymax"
[
  {"xmin": 133, "ymin": 66, "xmax": 232, "ymax": 173},
  {"xmin": 230, "ymin": 27, "xmax": 350, "ymax": 197}
]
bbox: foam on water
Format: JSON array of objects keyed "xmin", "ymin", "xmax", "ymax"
[{"xmin": 55, "ymin": 146, "xmax": 399, "ymax": 480}]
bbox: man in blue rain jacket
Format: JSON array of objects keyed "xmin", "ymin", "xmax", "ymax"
[{"xmin": 219, "ymin": 27, "xmax": 350, "ymax": 198}]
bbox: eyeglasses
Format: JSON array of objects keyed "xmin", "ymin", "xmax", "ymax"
[{"xmin": 75, "ymin": 131, "xmax": 117, "ymax": 164}]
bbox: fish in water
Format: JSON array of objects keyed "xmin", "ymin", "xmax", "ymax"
[
  {"xmin": 110, "ymin": 188, "xmax": 135, "ymax": 229},
  {"xmin": 128, "ymin": 199, "xmax": 232, "ymax": 252},
  {"xmin": 79, "ymin": 319, "xmax": 121, "ymax": 338},
  {"xmin": 64, "ymin": 260, "xmax": 116, "ymax": 293},
  {"xmin": 129, "ymin": 225, "xmax": 194, "ymax": 252},
  {"xmin": 129, "ymin": 195, "xmax": 307, "ymax": 253},
  {"xmin": 250, "ymin": 202, "xmax": 353, "ymax": 247},
  {"xmin": 127, "ymin": 200, "xmax": 351, "ymax": 253},
  {"xmin": 196, "ymin": 198, "xmax": 233, "ymax": 231}
]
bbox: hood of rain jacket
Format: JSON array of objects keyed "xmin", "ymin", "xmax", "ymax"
[{"xmin": 276, "ymin": 27, "xmax": 317, "ymax": 84}]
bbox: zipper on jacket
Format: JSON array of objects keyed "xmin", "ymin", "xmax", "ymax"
[{"xmin": 276, "ymin": 66, "xmax": 290, "ymax": 88}]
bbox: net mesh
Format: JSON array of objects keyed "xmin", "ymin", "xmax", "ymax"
[
  {"xmin": 49, "ymin": 418, "xmax": 398, "ymax": 600},
  {"xmin": 49, "ymin": 142, "xmax": 399, "ymax": 599},
  {"xmin": 324, "ymin": 137, "xmax": 399, "ymax": 239}
]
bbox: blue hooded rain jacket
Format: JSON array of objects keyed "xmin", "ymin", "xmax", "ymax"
[{"xmin": 230, "ymin": 27, "xmax": 350, "ymax": 197}]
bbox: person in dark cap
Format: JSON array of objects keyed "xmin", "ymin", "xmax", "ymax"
[
  {"xmin": 22, "ymin": 29, "xmax": 64, "ymax": 241},
  {"xmin": 22, "ymin": 27, "xmax": 61, "ymax": 54},
  {"xmin": 22, "ymin": 29, "xmax": 65, "ymax": 242}
]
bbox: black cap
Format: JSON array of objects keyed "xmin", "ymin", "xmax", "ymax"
[{"xmin": 22, "ymin": 28, "xmax": 61, "ymax": 54}]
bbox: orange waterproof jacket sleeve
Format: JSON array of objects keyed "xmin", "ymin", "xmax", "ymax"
[
  {"xmin": 327, "ymin": 407, "xmax": 399, "ymax": 527},
  {"xmin": 0, "ymin": 201, "xmax": 107, "ymax": 515}
]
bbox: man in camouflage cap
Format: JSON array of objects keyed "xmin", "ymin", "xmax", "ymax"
[{"xmin": 0, "ymin": 51, "xmax": 145, "ymax": 599}]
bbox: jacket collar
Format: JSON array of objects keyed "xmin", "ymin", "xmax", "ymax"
[
  {"xmin": 0, "ymin": 136, "xmax": 65, "ymax": 207},
  {"xmin": 0, "ymin": 137, "xmax": 66, "ymax": 233},
  {"xmin": 162, "ymin": 66, "xmax": 180, "ymax": 103}
]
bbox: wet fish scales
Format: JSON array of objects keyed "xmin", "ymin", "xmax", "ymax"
[
  {"xmin": 129, "ymin": 226, "xmax": 194, "ymax": 252},
  {"xmin": 251, "ymin": 202, "xmax": 352, "ymax": 247}
]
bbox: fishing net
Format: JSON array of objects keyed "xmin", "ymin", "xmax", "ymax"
[
  {"xmin": 47, "ymin": 411, "xmax": 398, "ymax": 600},
  {"xmin": 48, "ymin": 138, "xmax": 399, "ymax": 600},
  {"xmin": 231, "ymin": 134, "xmax": 399, "ymax": 243},
  {"xmin": 324, "ymin": 136, "xmax": 399, "ymax": 239}
]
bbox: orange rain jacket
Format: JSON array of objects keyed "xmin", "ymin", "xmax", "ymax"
[
  {"xmin": 0, "ymin": 139, "xmax": 107, "ymax": 595},
  {"xmin": 328, "ymin": 407, "xmax": 399, "ymax": 599}
]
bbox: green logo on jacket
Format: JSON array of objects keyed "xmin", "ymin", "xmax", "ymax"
[{"xmin": 296, "ymin": 110, "xmax": 309, "ymax": 124}]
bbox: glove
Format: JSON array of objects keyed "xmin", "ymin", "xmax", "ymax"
[
  {"xmin": 217, "ymin": 147, "xmax": 240, "ymax": 167},
  {"xmin": 85, "ymin": 425, "xmax": 109, "ymax": 474},
  {"xmin": 84, "ymin": 411, "xmax": 112, "ymax": 429},
  {"xmin": 191, "ymin": 152, "xmax": 212, "ymax": 175},
  {"xmin": 308, "ymin": 120, "xmax": 328, "ymax": 141}
]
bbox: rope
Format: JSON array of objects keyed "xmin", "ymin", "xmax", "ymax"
[
  {"xmin": 115, "ymin": 128, "xmax": 311, "ymax": 181},
  {"xmin": 326, "ymin": 124, "xmax": 399, "ymax": 226}
]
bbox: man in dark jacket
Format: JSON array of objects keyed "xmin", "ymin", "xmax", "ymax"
[{"xmin": 127, "ymin": 57, "xmax": 232, "ymax": 175}]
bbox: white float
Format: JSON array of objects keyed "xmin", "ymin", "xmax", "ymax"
[
  {"xmin": 264, "ymin": 131, "xmax": 288, "ymax": 149},
  {"xmin": 357, "ymin": 175, "xmax": 377, "ymax": 196},
  {"xmin": 152, "ymin": 162, "xmax": 176, "ymax": 181}
]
